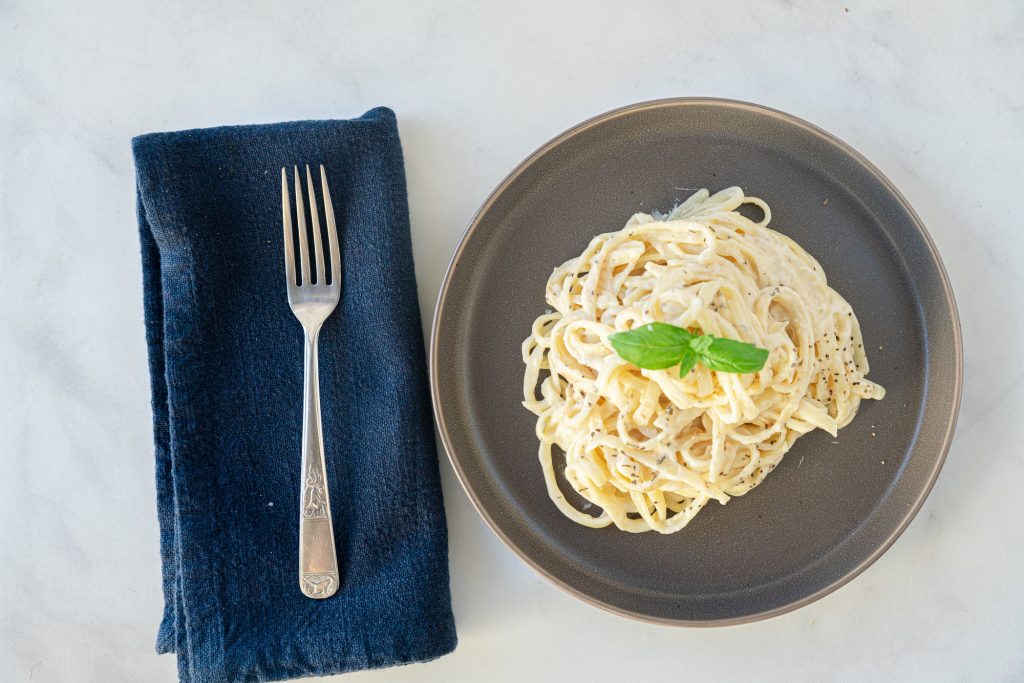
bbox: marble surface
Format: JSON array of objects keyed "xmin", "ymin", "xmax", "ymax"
[{"xmin": 2, "ymin": 1, "xmax": 1022, "ymax": 681}]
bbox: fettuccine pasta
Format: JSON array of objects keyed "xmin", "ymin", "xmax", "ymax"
[{"xmin": 521, "ymin": 187, "xmax": 885, "ymax": 533}]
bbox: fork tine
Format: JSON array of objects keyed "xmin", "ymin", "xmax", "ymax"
[
  {"xmin": 320, "ymin": 165, "xmax": 341, "ymax": 287},
  {"xmin": 305, "ymin": 165, "xmax": 326, "ymax": 284},
  {"xmin": 293, "ymin": 166, "xmax": 311, "ymax": 286},
  {"xmin": 281, "ymin": 168, "xmax": 296, "ymax": 287}
]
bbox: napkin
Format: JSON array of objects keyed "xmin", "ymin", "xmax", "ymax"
[{"xmin": 133, "ymin": 108, "xmax": 456, "ymax": 683}]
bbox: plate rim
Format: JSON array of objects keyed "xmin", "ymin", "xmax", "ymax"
[{"xmin": 429, "ymin": 97, "xmax": 963, "ymax": 626}]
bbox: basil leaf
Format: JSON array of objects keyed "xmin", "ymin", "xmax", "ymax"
[
  {"xmin": 695, "ymin": 336, "xmax": 770, "ymax": 374},
  {"xmin": 689, "ymin": 334, "xmax": 713, "ymax": 355},
  {"xmin": 678, "ymin": 348, "xmax": 698, "ymax": 377},
  {"xmin": 609, "ymin": 323, "xmax": 768, "ymax": 376},
  {"xmin": 609, "ymin": 323, "xmax": 694, "ymax": 370}
]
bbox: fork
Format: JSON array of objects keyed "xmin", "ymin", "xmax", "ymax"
[{"xmin": 281, "ymin": 165, "xmax": 341, "ymax": 599}]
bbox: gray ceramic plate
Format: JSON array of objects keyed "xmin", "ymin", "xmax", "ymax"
[{"xmin": 430, "ymin": 99, "xmax": 961, "ymax": 625}]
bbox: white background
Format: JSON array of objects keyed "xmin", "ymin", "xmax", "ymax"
[{"xmin": 2, "ymin": 1, "xmax": 1022, "ymax": 681}]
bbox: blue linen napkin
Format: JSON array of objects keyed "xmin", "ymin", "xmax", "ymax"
[{"xmin": 133, "ymin": 108, "xmax": 456, "ymax": 683}]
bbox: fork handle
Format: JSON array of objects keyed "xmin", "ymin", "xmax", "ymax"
[{"xmin": 297, "ymin": 329, "xmax": 339, "ymax": 599}]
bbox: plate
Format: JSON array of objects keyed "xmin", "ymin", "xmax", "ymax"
[{"xmin": 430, "ymin": 98, "xmax": 962, "ymax": 625}]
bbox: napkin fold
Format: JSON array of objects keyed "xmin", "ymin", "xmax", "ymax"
[{"xmin": 133, "ymin": 108, "xmax": 456, "ymax": 683}]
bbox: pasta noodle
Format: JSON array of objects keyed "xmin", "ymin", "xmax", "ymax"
[{"xmin": 521, "ymin": 187, "xmax": 885, "ymax": 533}]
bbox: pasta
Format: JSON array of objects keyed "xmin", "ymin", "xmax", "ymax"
[{"xmin": 521, "ymin": 187, "xmax": 885, "ymax": 533}]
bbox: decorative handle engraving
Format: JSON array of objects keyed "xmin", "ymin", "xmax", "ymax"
[
  {"xmin": 300, "ymin": 572, "xmax": 338, "ymax": 598},
  {"xmin": 302, "ymin": 465, "xmax": 328, "ymax": 519}
]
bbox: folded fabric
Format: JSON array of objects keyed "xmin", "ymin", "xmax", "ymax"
[{"xmin": 133, "ymin": 108, "xmax": 456, "ymax": 683}]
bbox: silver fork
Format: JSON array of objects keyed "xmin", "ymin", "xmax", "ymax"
[{"xmin": 281, "ymin": 164, "xmax": 341, "ymax": 599}]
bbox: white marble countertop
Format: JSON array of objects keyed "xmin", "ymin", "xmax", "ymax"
[{"xmin": 2, "ymin": 1, "xmax": 1022, "ymax": 681}]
